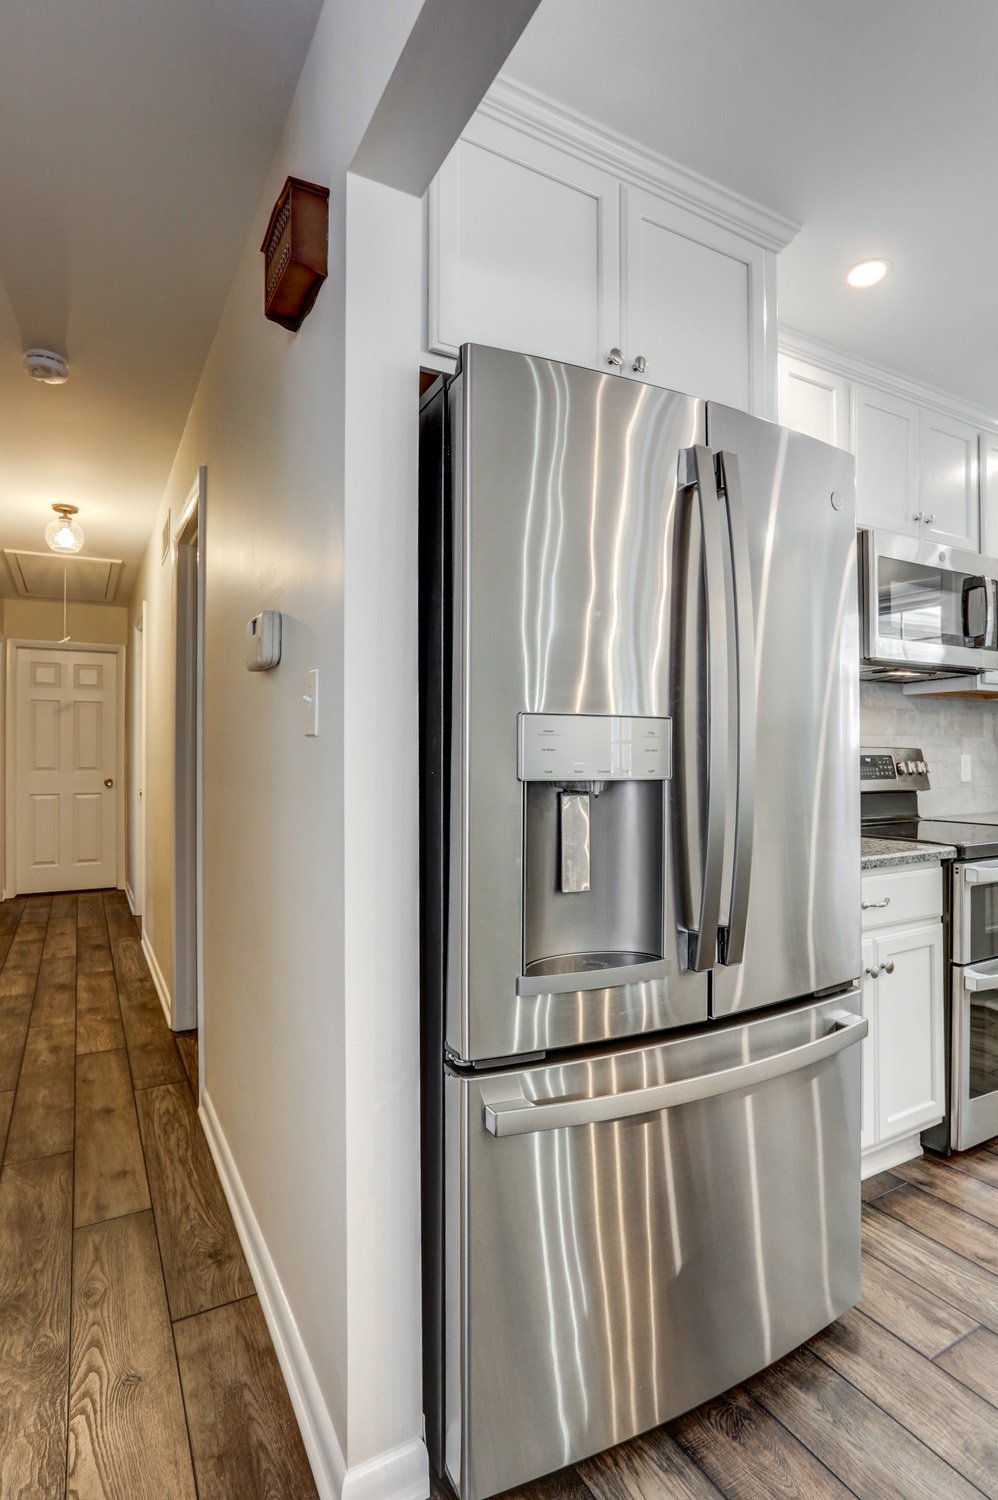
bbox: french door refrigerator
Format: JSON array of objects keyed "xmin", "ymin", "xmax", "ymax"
[{"xmin": 419, "ymin": 344, "xmax": 863, "ymax": 1500}]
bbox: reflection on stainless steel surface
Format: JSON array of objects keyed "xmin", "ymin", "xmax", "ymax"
[
  {"xmin": 454, "ymin": 347, "xmax": 707, "ymax": 1060},
  {"xmin": 448, "ymin": 996, "xmax": 862, "ymax": 1498},
  {"xmin": 709, "ymin": 405, "xmax": 859, "ymax": 1017},
  {"xmin": 420, "ymin": 346, "xmax": 863, "ymax": 1500}
]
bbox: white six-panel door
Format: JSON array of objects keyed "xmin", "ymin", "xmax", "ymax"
[{"xmin": 14, "ymin": 647, "xmax": 118, "ymax": 894}]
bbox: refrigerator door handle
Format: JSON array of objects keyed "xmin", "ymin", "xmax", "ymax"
[
  {"xmin": 483, "ymin": 1009, "xmax": 867, "ymax": 1136},
  {"xmin": 678, "ymin": 445, "xmax": 729, "ymax": 971},
  {"xmin": 715, "ymin": 449, "xmax": 757, "ymax": 966}
]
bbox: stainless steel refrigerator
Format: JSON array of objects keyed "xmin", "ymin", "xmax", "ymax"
[{"xmin": 419, "ymin": 344, "xmax": 864, "ymax": 1500}]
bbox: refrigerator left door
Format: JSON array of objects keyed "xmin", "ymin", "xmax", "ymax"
[
  {"xmin": 435, "ymin": 994, "xmax": 864, "ymax": 1500},
  {"xmin": 439, "ymin": 345, "xmax": 709, "ymax": 1064}
]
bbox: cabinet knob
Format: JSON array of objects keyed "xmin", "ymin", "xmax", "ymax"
[
  {"xmin": 925, "ymin": 514, "xmax": 936, "ymax": 526},
  {"xmin": 632, "ymin": 354, "xmax": 648, "ymax": 374},
  {"xmin": 883, "ymin": 960, "xmax": 895, "ymax": 975},
  {"xmin": 865, "ymin": 965, "xmax": 881, "ymax": 979},
  {"xmin": 607, "ymin": 348, "xmax": 624, "ymax": 369}
]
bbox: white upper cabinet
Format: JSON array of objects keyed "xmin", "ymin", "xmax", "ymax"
[
  {"xmin": 780, "ymin": 339, "xmax": 993, "ymax": 551},
  {"xmin": 851, "ymin": 383, "xmax": 920, "ymax": 535},
  {"xmin": 427, "ymin": 121, "xmax": 620, "ymax": 371},
  {"xmin": 621, "ymin": 188, "xmax": 773, "ymax": 413},
  {"xmin": 919, "ymin": 410, "xmax": 979, "ymax": 551},
  {"xmin": 777, "ymin": 354, "xmax": 850, "ymax": 449},
  {"xmin": 981, "ymin": 431, "xmax": 998, "ymax": 557},
  {"xmin": 426, "ymin": 100, "xmax": 790, "ymax": 417}
]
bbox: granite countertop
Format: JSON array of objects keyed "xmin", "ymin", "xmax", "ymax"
[{"xmin": 861, "ymin": 836, "xmax": 958, "ymax": 871}]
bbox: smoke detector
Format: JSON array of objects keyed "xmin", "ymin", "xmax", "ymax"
[{"xmin": 23, "ymin": 348, "xmax": 69, "ymax": 384}]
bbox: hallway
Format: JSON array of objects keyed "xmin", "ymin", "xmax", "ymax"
[{"xmin": 0, "ymin": 890, "xmax": 317, "ymax": 1498}]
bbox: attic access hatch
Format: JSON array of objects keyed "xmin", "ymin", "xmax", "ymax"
[{"xmin": 3, "ymin": 550, "xmax": 124, "ymax": 603}]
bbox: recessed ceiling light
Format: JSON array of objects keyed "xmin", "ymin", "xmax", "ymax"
[{"xmin": 847, "ymin": 259, "xmax": 891, "ymax": 289}]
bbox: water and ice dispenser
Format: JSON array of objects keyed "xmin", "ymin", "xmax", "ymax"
[{"xmin": 517, "ymin": 714, "xmax": 672, "ymax": 985}]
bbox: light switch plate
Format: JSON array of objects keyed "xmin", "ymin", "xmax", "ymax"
[{"xmin": 304, "ymin": 669, "xmax": 319, "ymax": 736}]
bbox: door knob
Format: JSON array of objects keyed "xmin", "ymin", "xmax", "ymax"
[
  {"xmin": 632, "ymin": 354, "xmax": 648, "ymax": 374},
  {"xmin": 864, "ymin": 965, "xmax": 880, "ymax": 978},
  {"xmin": 883, "ymin": 960, "xmax": 895, "ymax": 975},
  {"xmin": 104, "ymin": 778, "xmax": 114, "ymax": 788},
  {"xmin": 607, "ymin": 347, "xmax": 624, "ymax": 368}
]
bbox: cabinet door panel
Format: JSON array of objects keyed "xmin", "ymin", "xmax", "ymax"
[
  {"xmin": 920, "ymin": 410, "xmax": 979, "ymax": 551},
  {"xmin": 860, "ymin": 937, "xmax": 877, "ymax": 1152},
  {"xmin": 875, "ymin": 923, "xmax": 944, "ymax": 1139},
  {"xmin": 851, "ymin": 383, "xmax": 919, "ymax": 534},
  {"xmin": 980, "ymin": 431, "xmax": 998, "ymax": 557},
  {"xmin": 428, "ymin": 125, "xmax": 619, "ymax": 369},
  {"xmin": 778, "ymin": 354, "xmax": 850, "ymax": 449},
  {"xmin": 622, "ymin": 187, "xmax": 773, "ymax": 416}
]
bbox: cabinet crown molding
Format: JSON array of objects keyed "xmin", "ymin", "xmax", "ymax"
[
  {"xmin": 780, "ymin": 326, "xmax": 998, "ymax": 434},
  {"xmin": 483, "ymin": 75, "xmax": 800, "ymax": 255}
]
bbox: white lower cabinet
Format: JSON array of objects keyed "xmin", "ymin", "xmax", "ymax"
[{"xmin": 860, "ymin": 866, "xmax": 945, "ymax": 1176}]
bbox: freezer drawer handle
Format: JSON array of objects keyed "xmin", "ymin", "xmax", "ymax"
[{"xmin": 483, "ymin": 1011, "xmax": 868, "ymax": 1137}]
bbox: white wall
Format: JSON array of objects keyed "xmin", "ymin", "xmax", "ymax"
[{"xmin": 121, "ymin": 2, "xmax": 465, "ymax": 1496}]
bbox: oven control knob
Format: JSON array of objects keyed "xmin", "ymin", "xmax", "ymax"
[
  {"xmin": 896, "ymin": 761, "xmax": 907, "ymax": 774},
  {"xmin": 906, "ymin": 760, "xmax": 918, "ymax": 773},
  {"xmin": 916, "ymin": 760, "xmax": 927, "ymax": 774}
]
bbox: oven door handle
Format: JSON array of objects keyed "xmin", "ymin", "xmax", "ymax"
[
  {"xmin": 962, "ymin": 866, "xmax": 998, "ymax": 886},
  {"xmin": 963, "ymin": 965, "xmax": 998, "ymax": 993}
]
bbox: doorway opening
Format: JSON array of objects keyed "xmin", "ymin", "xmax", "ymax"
[
  {"xmin": 129, "ymin": 601, "xmax": 146, "ymax": 918},
  {"xmin": 172, "ymin": 470, "xmax": 205, "ymax": 1083}
]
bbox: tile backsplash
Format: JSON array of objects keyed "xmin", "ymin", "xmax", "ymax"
[{"xmin": 861, "ymin": 682, "xmax": 998, "ymax": 816}]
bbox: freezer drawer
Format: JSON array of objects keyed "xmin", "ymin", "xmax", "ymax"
[{"xmin": 438, "ymin": 994, "xmax": 864, "ymax": 1500}]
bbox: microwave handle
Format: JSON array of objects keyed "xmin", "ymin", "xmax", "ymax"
[{"xmin": 961, "ymin": 575, "xmax": 991, "ymax": 649}]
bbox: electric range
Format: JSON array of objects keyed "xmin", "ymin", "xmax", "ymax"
[{"xmin": 862, "ymin": 745, "xmax": 998, "ymax": 1152}]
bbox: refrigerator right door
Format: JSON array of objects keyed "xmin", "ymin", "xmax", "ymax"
[{"xmin": 706, "ymin": 405, "xmax": 860, "ymax": 1017}]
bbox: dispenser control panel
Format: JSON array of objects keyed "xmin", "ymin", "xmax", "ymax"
[{"xmin": 517, "ymin": 713, "xmax": 671, "ymax": 782}]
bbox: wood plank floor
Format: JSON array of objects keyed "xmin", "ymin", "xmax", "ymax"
[
  {"xmin": 0, "ymin": 891, "xmax": 317, "ymax": 1500},
  {"xmin": 433, "ymin": 1159, "xmax": 998, "ymax": 1500}
]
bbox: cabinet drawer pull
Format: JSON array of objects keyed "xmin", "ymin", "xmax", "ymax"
[
  {"xmin": 865, "ymin": 965, "xmax": 880, "ymax": 978},
  {"xmin": 862, "ymin": 897, "xmax": 891, "ymax": 910}
]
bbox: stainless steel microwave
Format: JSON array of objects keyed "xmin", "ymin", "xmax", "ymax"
[{"xmin": 860, "ymin": 529, "xmax": 998, "ymax": 680}]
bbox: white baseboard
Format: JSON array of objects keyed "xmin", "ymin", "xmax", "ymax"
[
  {"xmin": 199, "ymin": 1089, "xmax": 346, "ymax": 1498},
  {"xmin": 342, "ymin": 1441, "xmax": 429, "ymax": 1500},
  {"xmin": 862, "ymin": 1132, "xmax": 924, "ymax": 1178},
  {"xmin": 198, "ymin": 1089, "xmax": 428, "ymax": 1500},
  {"xmin": 140, "ymin": 931, "xmax": 172, "ymax": 1029},
  {"xmin": 124, "ymin": 882, "xmax": 136, "ymax": 916}
]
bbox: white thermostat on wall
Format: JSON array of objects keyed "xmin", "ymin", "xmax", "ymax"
[{"xmin": 246, "ymin": 610, "xmax": 282, "ymax": 671}]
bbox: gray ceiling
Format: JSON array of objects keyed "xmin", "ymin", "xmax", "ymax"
[
  {"xmin": 505, "ymin": 0, "xmax": 998, "ymax": 411},
  {"xmin": 0, "ymin": 0, "xmax": 322, "ymax": 592}
]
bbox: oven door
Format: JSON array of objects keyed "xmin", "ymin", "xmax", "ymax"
[
  {"xmin": 862, "ymin": 529, "xmax": 998, "ymax": 676},
  {"xmin": 951, "ymin": 860, "xmax": 998, "ymax": 964},
  {"xmin": 952, "ymin": 957, "xmax": 998, "ymax": 1150}
]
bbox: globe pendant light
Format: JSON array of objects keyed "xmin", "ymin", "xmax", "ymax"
[{"xmin": 45, "ymin": 504, "xmax": 84, "ymax": 553}]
